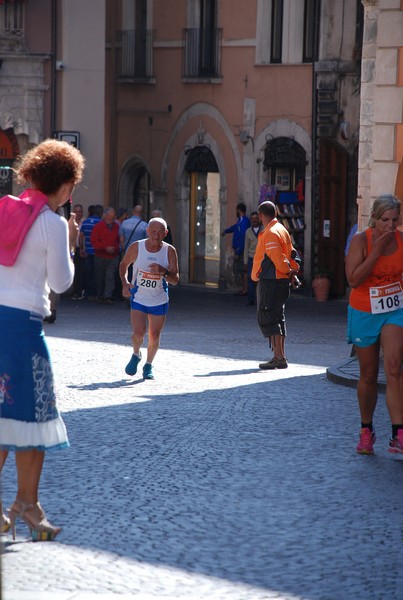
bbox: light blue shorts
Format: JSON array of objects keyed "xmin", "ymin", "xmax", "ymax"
[
  {"xmin": 130, "ymin": 300, "xmax": 169, "ymax": 316},
  {"xmin": 347, "ymin": 305, "xmax": 403, "ymax": 347}
]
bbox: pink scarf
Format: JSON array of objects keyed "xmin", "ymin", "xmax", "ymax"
[{"xmin": 0, "ymin": 189, "xmax": 48, "ymax": 266}]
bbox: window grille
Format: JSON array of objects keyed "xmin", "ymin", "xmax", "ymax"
[
  {"xmin": 0, "ymin": 0, "xmax": 24, "ymax": 37},
  {"xmin": 117, "ymin": 29, "xmax": 154, "ymax": 79},
  {"xmin": 183, "ymin": 28, "xmax": 222, "ymax": 79}
]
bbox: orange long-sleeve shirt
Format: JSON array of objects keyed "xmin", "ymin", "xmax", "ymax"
[{"xmin": 252, "ymin": 218, "xmax": 299, "ymax": 281}]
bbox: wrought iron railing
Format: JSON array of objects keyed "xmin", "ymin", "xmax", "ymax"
[
  {"xmin": 0, "ymin": 1, "xmax": 24, "ymax": 37},
  {"xmin": 183, "ymin": 28, "xmax": 222, "ymax": 78},
  {"xmin": 117, "ymin": 29, "xmax": 154, "ymax": 79}
]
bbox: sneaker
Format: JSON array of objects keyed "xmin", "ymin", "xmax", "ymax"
[
  {"xmin": 356, "ymin": 427, "xmax": 376, "ymax": 455},
  {"xmin": 143, "ymin": 363, "xmax": 154, "ymax": 380},
  {"xmin": 125, "ymin": 352, "xmax": 141, "ymax": 376},
  {"xmin": 388, "ymin": 429, "xmax": 403, "ymax": 454},
  {"xmin": 259, "ymin": 357, "xmax": 288, "ymax": 370}
]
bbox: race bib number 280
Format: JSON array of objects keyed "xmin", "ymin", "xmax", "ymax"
[
  {"xmin": 139, "ymin": 271, "xmax": 161, "ymax": 289},
  {"xmin": 369, "ymin": 281, "xmax": 403, "ymax": 314}
]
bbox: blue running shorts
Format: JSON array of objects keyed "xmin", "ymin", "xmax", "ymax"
[
  {"xmin": 130, "ymin": 300, "xmax": 169, "ymax": 316},
  {"xmin": 347, "ymin": 305, "xmax": 403, "ymax": 347}
]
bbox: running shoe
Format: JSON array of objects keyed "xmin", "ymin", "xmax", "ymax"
[
  {"xmin": 259, "ymin": 357, "xmax": 288, "ymax": 370},
  {"xmin": 143, "ymin": 363, "xmax": 154, "ymax": 380},
  {"xmin": 125, "ymin": 351, "xmax": 141, "ymax": 376},
  {"xmin": 388, "ymin": 429, "xmax": 403, "ymax": 454},
  {"xmin": 356, "ymin": 427, "xmax": 376, "ymax": 455}
]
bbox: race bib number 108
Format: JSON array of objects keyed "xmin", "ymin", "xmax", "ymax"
[{"xmin": 369, "ymin": 282, "xmax": 403, "ymax": 314}]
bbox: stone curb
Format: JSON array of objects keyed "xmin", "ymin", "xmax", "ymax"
[{"xmin": 326, "ymin": 356, "xmax": 386, "ymax": 394}]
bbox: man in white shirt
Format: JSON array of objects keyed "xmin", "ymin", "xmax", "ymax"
[{"xmin": 243, "ymin": 211, "xmax": 263, "ymax": 305}]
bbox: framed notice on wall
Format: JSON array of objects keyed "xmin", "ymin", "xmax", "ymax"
[
  {"xmin": 275, "ymin": 168, "xmax": 290, "ymax": 191},
  {"xmin": 53, "ymin": 131, "xmax": 80, "ymax": 149}
]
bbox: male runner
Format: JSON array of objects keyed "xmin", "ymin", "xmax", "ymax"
[{"xmin": 119, "ymin": 217, "xmax": 179, "ymax": 379}]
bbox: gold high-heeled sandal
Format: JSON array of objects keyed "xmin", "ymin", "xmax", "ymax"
[
  {"xmin": 0, "ymin": 502, "xmax": 11, "ymax": 534},
  {"xmin": 8, "ymin": 500, "xmax": 61, "ymax": 541}
]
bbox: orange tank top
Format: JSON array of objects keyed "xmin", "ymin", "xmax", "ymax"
[{"xmin": 349, "ymin": 229, "xmax": 403, "ymax": 313}]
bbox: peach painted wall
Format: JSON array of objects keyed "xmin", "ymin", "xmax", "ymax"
[{"xmin": 394, "ymin": 8, "xmax": 403, "ymax": 205}]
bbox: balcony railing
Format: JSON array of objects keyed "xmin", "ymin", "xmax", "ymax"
[
  {"xmin": 183, "ymin": 28, "xmax": 222, "ymax": 79},
  {"xmin": 0, "ymin": 1, "xmax": 24, "ymax": 37},
  {"xmin": 117, "ymin": 29, "xmax": 154, "ymax": 80}
]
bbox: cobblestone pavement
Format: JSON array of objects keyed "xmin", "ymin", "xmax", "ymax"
[{"xmin": 1, "ymin": 286, "xmax": 402, "ymax": 600}]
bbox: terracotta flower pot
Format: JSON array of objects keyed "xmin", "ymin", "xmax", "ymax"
[{"xmin": 312, "ymin": 275, "xmax": 331, "ymax": 302}]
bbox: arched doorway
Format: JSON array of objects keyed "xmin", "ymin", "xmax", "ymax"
[
  {"xmin": 118, "ymin": 158, "xmax": 151, "ymax": 217},
  {"xmin": 263, "ymin": 137, "xmax": 307, "ymax": 269},
  {"xmin": 185, "ymin": 145, "xmax": 220, "ymax": 286}
]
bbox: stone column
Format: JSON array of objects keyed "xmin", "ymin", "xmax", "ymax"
[
  {"xmin": 219, "ymin": 185, "xmax": 228, "ymax": 289},
  {"xmin": 241, "ymin": 98, "xmax": 256, "ymax": 212},
  {"xmin": 357, "ymin": 0, "xmax": 378, "ymax": 230},
  {"xmin": 151, "ymin": 187, "xmax": 168, "ymax": 216},
  {"xmin": 175, "ymin": 180, "xmax": 190, "ymax": 283}
]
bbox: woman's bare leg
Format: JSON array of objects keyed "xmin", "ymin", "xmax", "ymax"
[
  {"xmin": 381, "ymin": 324, "xmax": 403, "ymax": 424},
  {"xmin": 14, "ymin": 449, "xmax": 44, "ymax": 505},
  {"xmin": 355, "ymin": 343, "xmax": 380, "ymax": 423}
]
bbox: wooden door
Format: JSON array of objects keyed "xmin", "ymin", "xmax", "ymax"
[{"xmin": 318, "ymin": 139, "xmax": 348, "ymax": 296}]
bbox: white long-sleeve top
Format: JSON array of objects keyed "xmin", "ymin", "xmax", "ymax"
[{"xmin": 0, "ymin": 206, "xmax": 74, "ymax": 317}]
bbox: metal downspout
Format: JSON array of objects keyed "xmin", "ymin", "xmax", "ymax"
[
  {"xmin": 50, "ymin": 0, "xmax": 57, "ymax": 134},
  {"xmin": 310, "ymin": 0, "xmax": 321, "ymax": 295}
]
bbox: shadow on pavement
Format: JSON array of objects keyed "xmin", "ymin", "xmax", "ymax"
[
  {"xmin": 68, "ymin": 379, "xmax": 143, "ymax": 390},
  {"xmin": 3, "ymin": 370, "xmax": 400, "ymax": 599},
  {"xmin": 194, "ymin": 368, "xmax": 261, "ymax": 377}
]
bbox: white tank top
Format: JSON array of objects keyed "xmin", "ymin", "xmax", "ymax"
[{"xmin": 131, "ymin": 239, "xmax": 169, "ymax": 306}]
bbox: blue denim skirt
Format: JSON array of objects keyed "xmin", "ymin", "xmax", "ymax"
[{"xmin": 0, "ymin": 304, "xmax": 69, "ymax": 451}]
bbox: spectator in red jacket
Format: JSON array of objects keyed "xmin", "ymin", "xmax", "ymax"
[{"xmin": 90, "ymin": 207, "xmax": 120, "ymax": 304}]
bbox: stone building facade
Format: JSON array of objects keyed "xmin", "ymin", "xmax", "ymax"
[
  {"xmin": 105, "ymin": 0, "xmax": 364, "ymax": 293},
  {"xmin": 357, "ymin": 0, "xmax": 403, "ymax": 229},
  {"xmin": 2, "ymin": 1, "xmax": 401, "ymax": 294},
  {"xmin": 0, "ymin": 0, "xmax": 106, "ymax": 207},
  {"xmin": 0, "ymin": 0, "xmax": 53, "ymax": 196}
]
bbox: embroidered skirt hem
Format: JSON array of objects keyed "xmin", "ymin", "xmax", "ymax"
[{"xmin": 0, "ymin": 416, "xmax": 69, "ymax": 451}]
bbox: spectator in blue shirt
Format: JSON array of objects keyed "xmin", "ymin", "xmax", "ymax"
[
  {"xmin": 79, "ymin": 204, "xmax": 103, "ymax": 299},
  {"xmin": 119, "ymin": 205, "xmax": 148, "ymax": 287},
  {"xmin": 222, "ymin": 202, "xmax": 251, "ymax": 295},
  {"xmin": 344, "ymin": 223, "xmax": 358, "ymax": 258},
  {"xmin": 119, "ymin": 205, "xmax": 148, "ymax": 254}
]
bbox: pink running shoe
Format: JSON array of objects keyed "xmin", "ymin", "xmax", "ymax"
[
  {"xmin": 388, "ymin": 429, "xmax": 403, "ymax": 454},
  {"xmin": 356, "ymin": 427, "xmax": 376, "ymax": 455}
]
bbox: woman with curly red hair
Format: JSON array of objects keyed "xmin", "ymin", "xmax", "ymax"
[{"xmin": 0, "ymin": 139, "xmax": 85, "ymax": 540}]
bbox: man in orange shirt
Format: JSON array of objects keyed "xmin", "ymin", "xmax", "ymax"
[{"xmin": 252, "ymin": 201, "xmax": 300, "ymax": 369}]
